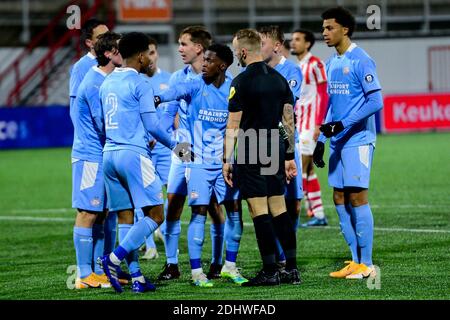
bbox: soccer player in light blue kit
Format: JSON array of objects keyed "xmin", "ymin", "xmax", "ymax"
[
  {"xmin": 99, "ymin": 32, "xmax": 177, "ymax": 294},
  {"xmin": 157, "ymin": 44, "xmax": 245, "ymax": 287},
  {"xmin": 71, "ymin": 31, "xmax": 122, "ymax": 289},
  {"xmin": 158, "ymin": 26, "xmax": 226, "ymax": 281},
  {"xmin": 313, "ymin": 7, "xmax": 383, "ymax": 279},
  {"xmin": 69, "ymin": 18, "xmax": 118, "ymax": 258},
  {"xmin": 69, "ymin": 18, "xmax": 108, "ymax": 112},
  {"xmin": 134, "ymin": 38, "xmax": 172, "ymax": 261},
  {"xmin": 259, "ymin": 25, "xmax": 304, "ymax": 268}
]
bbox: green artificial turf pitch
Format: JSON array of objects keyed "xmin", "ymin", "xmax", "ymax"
[{"xmin": 0, "ymin": 132, "xmax": 449, "ymax": 300}]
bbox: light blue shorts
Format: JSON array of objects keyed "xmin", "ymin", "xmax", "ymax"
[
  {"xmin": 151, "ymin": 148, "xmax": 172, "ymax": 186},
  {"xmin": 167, "ymin": 161, "xmax": 188, "ymax": 196},
  {"xmin": 72, "ymin": 159, "xmax": 106, "ymax": 212},
  {"xmin": 186, "ymin": 166, "xmax": 240, "ymax": 206},
  {"xmin": 103, "ymin": 150, "xmax": 164, "ymax": 211},
  {"xmin": 328, "ymin": 144, "xmax": 374, "ymax": 189},
  {"xmin": 285, "ymin": 142, "xmax": 304, "ymax": 200}
]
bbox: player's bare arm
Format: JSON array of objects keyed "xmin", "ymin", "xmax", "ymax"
[{"xmin": 223, "ymin": 111, "xmax": 243, "ymax": 187}]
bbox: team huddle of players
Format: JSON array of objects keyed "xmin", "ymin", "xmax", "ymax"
[{"xmin": 70, "ymin": 6, "xmax": 381, "ymax": 293}]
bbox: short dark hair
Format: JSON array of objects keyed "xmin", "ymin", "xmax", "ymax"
[
  {"xmin": 81, "ymin": 18, "xmax": 106, "ymax": 47},
  {"xmin": 293, "ymin": 29, "xmax": 316, "ymax": 50},
  {"xmin": 148, "ymin": 36, "xmax": 158, "ymax": 49},
  {"xmin": 321, "ymin": 7, "xmax": 356, "ymax": 37},
  {"xmin": 94, "ymin": 31, "xmax": 121, "ymax": 67},
  {"xmin": 258, "ymin": 25, "xmax": 284, "ymax": 43},
  {"xmin": 119, "ymin": 32, "xmax": 150, "ymax": 59},
  {"xmin": 207, "ymin": 43, "xmax": 233, "ymax": 67},
  {"xmin": 180, "ymin": 26, "xmax": 212, "ymax": 52}
]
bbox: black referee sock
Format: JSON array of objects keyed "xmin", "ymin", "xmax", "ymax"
[
  {"xmin": 272, "ymin": 212, "xmax": 297, "ymax": 270},
  {"xmin": 252, "ymin": 214, "xmax": 278, "ymax": 274}
]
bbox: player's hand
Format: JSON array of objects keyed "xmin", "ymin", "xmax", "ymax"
[
  {"xmin": 313, "ymin": 126, "xmax": 321, "ymax": 141},
  {"xmin": 285, "ymin": 159, "xmax": 297, "ymax": 184},
  {"xmin": 222, "ymin": 163, "xmax": 234, "ymax": 187},
  {"xmin": 148, "ymin": 139, "xmax": 157, "ymax": 150},
  {"xmin": 320, "ymin": 121, "xmax": 344, "ymax": 138},
  {"xmin": 313, "ymin": 141, "xmax": 325, "ymax": 168},
  {"xmin": 173, "ymin": 142, "xmax": 194, "ymax": 162}
]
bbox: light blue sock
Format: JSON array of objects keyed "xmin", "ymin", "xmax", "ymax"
[
  {"xmin": 165, "ymin": 220, "xmax": 181, "ymax": 264},
  {"xmin": 145, "ymin": 231, "xmax": 156, "ymax": 249},
  {"xmin": 118, "ymin": 224, "xmax": 132, "ymax": 244},
  {"xmin": 348, "ymin": 204, "xmax": 361, "ymax": 262},
  {"xmin": 117, "ymin": 217, "xmax": 159, "ymax": 274},
  {"xmin": 187, "ymin": 214, "xmax": 206, "ymax": 270},
  {"xmin": 92, "ymin": 224, "xmax": 105, "ymax": 275},
  {"xmin": 224, "ymin": 211, "xmax": 242, "ymax": 263},
  {"xmin": 336, "ymin": 204, "xmax": 359, "ymax": 263},
  {"xmin": 121, "ymin": 217, "xmax": 158, "ymax": 253},
  {"xmin": 103, "ymin": 211, "xmax": 117, "ymax": 255},
  {"xmin": 117, "ymin": 223, "xmax": 133, "ymax": 270},
  {"xmin": 352, "ymin": 204, "xmax": 374, "ymax": 266},
  {"xmin": 160, "ymin": 198, "xmax": 168, "ymax": 235},
  {"xmin": 73, "ymin": 226, "xmax": 93, "ymax": 279},
  {"xmin": 210, "ymin": 223, "xmax": 224, "ymax": 265}
]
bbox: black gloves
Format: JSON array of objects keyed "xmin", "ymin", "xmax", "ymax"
[
  {"xmin": 154, "ymin": 96, "xmax": 162, "ymax": 107},
  {"xmin": 320, "ymin": 121, "xmax": 344, "ymax": 138},
  {"xmin": 173, "ymin": 142, "xmax": 194, "ymax": 162},
  {"xmin": 313, "ymin": 141, "xmax": 325, "ymax": 168}
]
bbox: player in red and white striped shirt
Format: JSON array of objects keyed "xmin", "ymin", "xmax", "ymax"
[{"xmin": 290, "ymin": 29, "xmax": 329, "ymax": 227}]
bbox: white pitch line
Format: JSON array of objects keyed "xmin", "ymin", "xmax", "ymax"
[
  {"xmin": 8, "ymin": 204, "xmax": 450, "ymax": 214},
  {"xmin": 1, "ymin": 215, "xmax": 449, "ymax": 234},
  {"xmin": 0, "ymin": 216, "xmax": 73, "ymax": 222}
]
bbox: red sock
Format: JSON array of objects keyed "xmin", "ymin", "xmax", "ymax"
[{"xmin": 307, "ymin": 174, "xmax": 325, "ymax": 219}]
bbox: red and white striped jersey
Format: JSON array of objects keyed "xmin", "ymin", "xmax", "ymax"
[{"xmin": 296, "ymin": 52, "xmax": 328, "ymax": 133}]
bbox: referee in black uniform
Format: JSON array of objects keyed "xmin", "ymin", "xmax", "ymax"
[{"xmin": 223, "ymin": 29, "xmax": 300, "ymax": 286}]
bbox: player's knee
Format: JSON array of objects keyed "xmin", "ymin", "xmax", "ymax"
[
  {"xmin": 333, "ymin": 191, "xmax": 345, "ymax": 205},
  {"xmin": 76, "ymin": 210, "xmax": 97, "ymax": 226}
]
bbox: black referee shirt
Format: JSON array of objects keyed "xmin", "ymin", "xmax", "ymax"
[{"xmin": 228, "ymin": 61, "xmax": 294, "ymax": 165}]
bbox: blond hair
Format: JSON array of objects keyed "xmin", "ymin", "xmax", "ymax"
[{"xmin": 233, "ymin": 28, "xmax": 261, "ymax": 53}]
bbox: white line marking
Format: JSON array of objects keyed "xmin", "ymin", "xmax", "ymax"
[
  {"xmin": 1, "ymin": 215, "xmax": 449, "ymax": 234},
  {"xmin": 0, "ymin": 216, "xmax": 73, "ymax": 222},
  {"xmin": 8, "ymin": 203, "xmax": 450, "ymax": 215}
]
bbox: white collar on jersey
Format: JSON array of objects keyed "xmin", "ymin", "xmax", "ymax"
[
  {"xmin": 92, "ymin": 66, "xmax": 107, "ymax": 77},
  {"xmin": 156, "ymin": 67, "xmax": 161, "ymax": 74},
  {"xmin": 299, "ymin": 52, "xmax": 312, "ymax": 65},
  {"xmin": 114, "ymin": 67, "xmax": 138, "ymax": 74},
  {"xmin": 87, "ymin": 52, "xmax": 96, "ymax": 59},
  {"xmin": 338, "ymin": 42, "xmax": 358, "ymax": 57},
  {"xmin": 279, "ymin": 56, "xmax": 287, "ymax": 65}
]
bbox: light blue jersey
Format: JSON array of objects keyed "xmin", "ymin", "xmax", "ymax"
[
  {"xmin": 69, "ymin": 52, "xmax": 97, "ymax": 110},
  {"xmin": 71, "ymin": 66, "xmax": 106, "ymax": 162},
  {"xmin": 166, "ymin": 65, "xmax": 202, "ymax": 144},
  {"xmin": 323, "ymin": 43, "xmax": 381, "ymax": 148},
  {"xmin": 100, "ymin": 67, "xmax": 156, "ymax": 156},
  {"xmin": 142, "ymin": 68, "xmax": 172, "ymax": 184},
  {"xmin": 274, "ymin": 56, "xmax": 303, "ymax": 101},
  {"xmin": 144, "ymin": 68, "xmax": 172, "ymax": 155},
  {"xmin": 161, "ymin": 77, "xmax": 232, "ymax": 168}
]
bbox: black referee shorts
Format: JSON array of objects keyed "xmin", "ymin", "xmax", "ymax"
[{"xmin": 235, "ymin": 164, "xmax": 286, "ymax": 199}]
